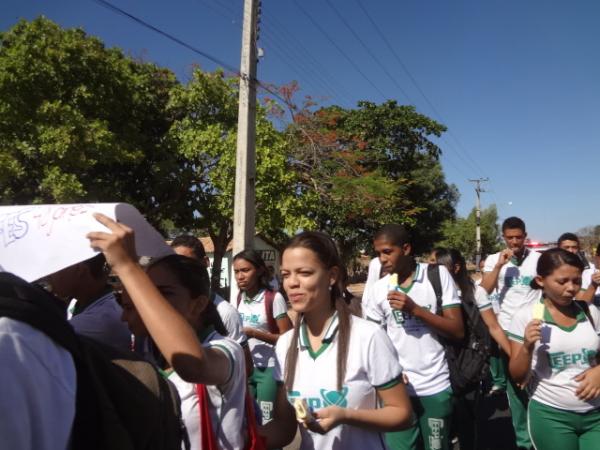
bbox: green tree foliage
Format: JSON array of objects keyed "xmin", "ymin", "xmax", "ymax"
[
  {"xmin": 283, "ymin": 92, "xmax": 458, "ymax": 261},
  {"xmin": 0, "ymin": 17, "xmax": 178, "ymax": 227},
  {"xmin": 437, "ymin": 205, "xmax": 501, "ymax": 260},
  {"xmin": 166, "ymin": 70, "xmax": 311, "ymax": 290}
]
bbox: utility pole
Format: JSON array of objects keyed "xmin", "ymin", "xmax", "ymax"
[
  {"xmin": 231, "ymin": 0, "xmax": 260, "ymax": 300},
  {"xmin": 469, "ymin": 177, "xmax": 489, "ymax": 271}
]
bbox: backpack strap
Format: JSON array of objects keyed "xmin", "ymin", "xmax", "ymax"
[
  {"xmin": 244, "ymin": 391, "xmax": 267, "ymax": 450},
  {"xmin": 427, "ymin": 264, "xmax": 444, "ymax": 315},
  {"xmin": 263, "ymin": 289, "xmax": 278, "ymax": 334},
  {"xmin": 236, "ymin": 291, "xmax": 242, "ymax": 308},
  {"xmin": 575, "ymin": 300, "xmax": 595, "ymax": 329},
  {"xmin": 195, "ymin": 384, "xmax": 219, "ymax": 450}
]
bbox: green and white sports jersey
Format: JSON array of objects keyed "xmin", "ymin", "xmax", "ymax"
[
  {"xmin": 237, "ymin": 289, "xmax": 288, "ymax": 368},
  {"xmin": 274, "ymin": 313, "xmax": 402, "ymax": 450},
  {"xmin": 582, "ymin": 264, "xmax": 600, "ymax": 297},
  {"xmin": 168, "ymin": 329, "xmax": 247, "ymax": 450},
  {"xmin": 474, "ymin": 285, "xmax": 493, "ymax": 311},
  {"xmin": 368, "ymin": 263, "xmax": 461, "ymax": 397},
  {"xmin": 483, "ymin": 250, "xmax": 542, "ymax": 330},
  {"xmin": 508, "ymin": 301, "xmax": 600, "ymax": 413}
]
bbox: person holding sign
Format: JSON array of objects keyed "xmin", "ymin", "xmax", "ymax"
[
  {"xmin": 87, "ymin": 213, "xmax": 250, "ymax": 450},
  {"xmin": 508, "ymin": 248, "xmax": 600, "ymax": 450}
]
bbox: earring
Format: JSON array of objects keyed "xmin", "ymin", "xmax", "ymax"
[{"xmin": 328, "ymin": 285, "xmax": 332, "ymax": 291}]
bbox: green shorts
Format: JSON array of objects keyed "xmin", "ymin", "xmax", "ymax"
[
  {"xmin": 248, "ymin": 366, "xmax": 278, "ymax": 424},
  {"xmin": 386, "ymin": 387, "xmax": 453, "ymax": 450},
  {"xmin": 528, "ymin": 399, "xmax": 600, "ymax": 450}
]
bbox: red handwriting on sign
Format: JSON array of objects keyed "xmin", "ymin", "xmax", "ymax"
[{"xmin": 31, "ymin": 204, "xmax": 96, "ymax": 237}]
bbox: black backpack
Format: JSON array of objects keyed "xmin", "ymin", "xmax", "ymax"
[
  {"xmin": 427, "ymin": 264, "xmax": 492, "ymax": 395},
  {"xmin": 0, "ymin": 272, "xmax": 186, "ymax": 450}
]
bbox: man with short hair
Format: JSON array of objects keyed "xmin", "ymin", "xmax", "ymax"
[
  {"xmin": 481, "ymin": 216, "xmax": 541, "ymax": 450},
  {"xmin": 170, "ymin": 235, "xmax": 246, "ymax": 345},
  {"xmin": 47, "ymin": 254, "xmax": 131, "ymax": 352},
  {"xmin": 557, "ymin": 232, "xmax": 600, "ymax": 304}
]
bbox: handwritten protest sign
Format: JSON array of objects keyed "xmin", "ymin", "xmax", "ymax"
[{"xmin": 0, "ymin": 203, "xmax": 173, "ymax": 282}]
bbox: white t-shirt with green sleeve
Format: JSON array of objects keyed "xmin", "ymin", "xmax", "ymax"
[
  {"xmin": 167, "ymin": 329, "xmax": 247, "ymax": 450},
  {"xmin": 508, "ymin": 300, "xmax": 600, "ymax": 412},
  {"xmin": 236, "ymin": 288, "xmax": 288, "ymax": 368},
  {"xmin": 582, "ymin": 264, "xmax": 600, "ymax": 298},
  {"xmin": 367, "ymin": 263, "xmax": 461, "ymax": 397},
  {"xmin": 274, "ymin": 313, "xmax": 402, "ymax": 450},
  {"xmin": 474, "ymin": 285, "xmax": 493, "ymax": 311},
  {"xmin": 483, "ymin": 250, "xmax": 542, "ymax": 330}
]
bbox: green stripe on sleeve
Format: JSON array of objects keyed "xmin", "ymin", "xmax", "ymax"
[
  {"xmin": 366, "ymin": 316, "xmax": 382, "ymax": 324},
  {"xmin": 442, "ymin": 304, "xmax": 461, "ymax": 310},
  {"xmin": 211, "ymin": 343, "xmax": 235, "ymax": 384},
  {"xmin": 374, "ymin": 374, "xmax": 402, "ymax": 390},
  {"xmin": 274, "ymin": 313, "xmax": 288, "ymax": 320},
  {"xmin": 478, "ymin": 303, "xmax": 492, "ymax": 311},
  {"xmin": 506, "ymin": 331, "xmax": 524, "ymax": 343}
]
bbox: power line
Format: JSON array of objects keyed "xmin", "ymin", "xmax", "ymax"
[
  {"xmin": 89, "ymin": 0, "xmax": 290, "ymax": 107},
  {"xmin": 355, "ymin": 0, "xmax": 488, "ymax": 177},
  {"xmin": 259, "ymin": 8, "xmax": 356, "ymax": 105},
  {"xmin": 292, "ymin": 0, "xmax": 388, "ymax": 101},
  {"xmin": 225, "ymin": 0, "xmax": 357, "ymax": 104},
  {"xmin": 323, "ymin": 0, "xmax": 413, "ymax": 104},
  {"xmin": 199, "ymin": 0, "xmax": 353, "ymax": 105}
]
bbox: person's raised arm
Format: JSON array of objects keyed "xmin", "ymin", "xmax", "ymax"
[
  {"xmin": 480, "ymin": 250, "xmax": 511, "ymax": 294},
  {"xmin": 508, "ymin": 319, "xmax": 541, "ymax": 384},
  {"xmin": 87, "ymin": 213, "xmax": 229, "ymax": 385},
  {"xmin": 575, "ymin": 272, "xmax": 600, "ymax": 303}
]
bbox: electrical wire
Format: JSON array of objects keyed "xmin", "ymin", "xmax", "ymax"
[
  {"xmin": 355, "ymin": 0, "xmax": 489, "ymax": 178},
  {"xmin": 292, "ymin": 0, "xmax": 388, "ymax": 101},
  {"xmin": 90, "ymin": 0, "xmax": 291, "ymax": 106},
  {"xmin": 324, "ymin": 0, "xmax": 413, "ymax": 104}
]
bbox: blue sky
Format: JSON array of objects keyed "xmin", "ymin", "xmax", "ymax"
[{"xmin": 3, "ymin": 0, "xmax": 599, "ymax": 241}]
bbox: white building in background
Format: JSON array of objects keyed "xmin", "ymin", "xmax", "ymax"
[{"xmin": 198, "ymin": 235, "xmax": 280, "ymax": 290}]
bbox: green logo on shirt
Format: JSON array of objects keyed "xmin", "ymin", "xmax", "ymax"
[
  {"xmin": 288, "ymin": 387, "xmax": 349, "ymax": 409},
  {"xmin": 320, "ymin": 387, "xmax": 349, "ymax": 407},
  {"xmin": 391, "ymin": 305, "xmax": 431, "ymax": 327},
  {"xmin": 239, "ymin": 312, "xmax": 260, "ymax": 325},
  {"xmin": 506, "ymin": 275, "xmax": 533, "ymax": 288},
  {"xmin": 548, "ymin": 348, "xmax": 596, "ymax": 373}
]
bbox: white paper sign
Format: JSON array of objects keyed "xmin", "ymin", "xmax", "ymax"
[{"xmin": 0, "ymin": 203, "xmax": 173, "ymax": 282}]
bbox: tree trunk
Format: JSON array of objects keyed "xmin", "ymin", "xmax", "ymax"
[{"xmin": 209, "ymin": 227, "xmax": 230, "ymax": 300}]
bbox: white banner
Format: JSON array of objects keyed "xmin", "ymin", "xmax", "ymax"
[{"xmin": 0, "ymin": 203, "xmax": 173, "ymax": 282}]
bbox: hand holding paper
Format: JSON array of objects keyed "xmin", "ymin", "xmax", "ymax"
[{"xmin": 86, "ymin": 213, "xmax": 138, "ymax": 272}]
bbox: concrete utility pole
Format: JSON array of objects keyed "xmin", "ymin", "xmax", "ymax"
[
  {"xmin": 231, "ymin": 0, "xmax": 260, "ymax": 300},
  {"xmin": 469, "ymin": 177, "xmax": 489, "ymax": 271}
]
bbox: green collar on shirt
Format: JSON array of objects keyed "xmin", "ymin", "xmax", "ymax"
[
  {"xmin": 397, "ymin": 264, "xmax": 421, "ymax": 294},
  {"xmin": 299, "ymin": 312, "xmax": 339, "ymax": 360},
  {"xmin": 541, "ymin": 299, "xmax": 587, "ymax": 332},
  {"xmin": 242, "ymin": 289, "xmax": 265, "ymax": 304}
]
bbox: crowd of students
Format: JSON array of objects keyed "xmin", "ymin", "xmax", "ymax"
[{"xmin": 2, "ymin": 212, "xmax": 600, "ymax": 450}]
